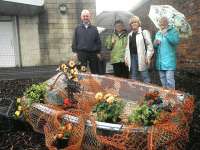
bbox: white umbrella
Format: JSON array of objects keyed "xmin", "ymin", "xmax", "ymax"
[{"xmin": 149, "ymin": 5, "xmax": 192, "ymax": 38}]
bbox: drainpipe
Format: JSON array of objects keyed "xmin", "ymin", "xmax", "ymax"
[
  {"xmin": 16, "ymin": 16, "xmax": 22, "ymax": 68},
  {"xmin": 75, "ymin": 0, "xmax": 83, "ymax": 24}
]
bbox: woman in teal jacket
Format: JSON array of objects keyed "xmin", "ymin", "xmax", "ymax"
[{"xmin": 154, "ymin": 17, "xmax": 180, "ymax": 89}]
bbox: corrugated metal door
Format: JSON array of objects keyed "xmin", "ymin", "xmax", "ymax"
[{"xmin": 0, "ymin": 21, "xmax": 16, "ymax": 67}]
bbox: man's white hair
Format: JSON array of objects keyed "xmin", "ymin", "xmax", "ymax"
[{"xmin": 81, "ymin": 9, "xmax": 90, "ymax": 16}]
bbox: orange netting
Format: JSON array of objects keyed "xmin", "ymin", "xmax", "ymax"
[{"xmin": 24, "ymin": 73, "xmax": 194, "ymax": 150}]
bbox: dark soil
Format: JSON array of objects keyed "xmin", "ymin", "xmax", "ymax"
[{"xmin": 0, "ymin": 118, "xmax": 48, "ymax": 150}]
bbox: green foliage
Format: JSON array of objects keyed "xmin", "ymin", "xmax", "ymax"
[
  {"xmin": 24, "ymin": 83, "xmax": 47, "ymax": 106},
  {"xmin": 93, "ymin": 100, "xmax": 125, "ymax": 123},
  {"xmin": 128, "ymin": 103, "xmax": 160, "ymax": 126},
  {"xmin": 64, "ymin": 131, "xmax": 71, "ymax": 139}
]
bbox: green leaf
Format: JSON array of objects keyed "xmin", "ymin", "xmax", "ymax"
[
  {"xmin": 24, "ymin": 83, "xmax": 47, "ymax": 107},
  {"xmin": 93, "ymin": 99, "xmax": 125, "ymax": 123}
]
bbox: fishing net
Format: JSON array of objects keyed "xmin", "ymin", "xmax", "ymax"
[{"xmin": 22, "ymin": 70, "xmax": 194, "ymax": 150}]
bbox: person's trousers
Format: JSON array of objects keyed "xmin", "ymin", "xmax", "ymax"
[
  {"xmin": 98, "ymin": 59, "xmax": 106, "ymax": 75},
  {"xmin": 130, "ymin": 54, "xmax": 150, "ymax": 83},
  {"xmin": 113, "ymin": 62, "xmax": 129, "ymax": 78},
  {"xmin": 77, "ymin": 51, "xmax": 99, "ymax": 74},
  {"xmin": 159, "ymin": 70, "xmax": 175, "ymax": 89}
]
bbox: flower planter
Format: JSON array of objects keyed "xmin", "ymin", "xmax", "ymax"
[{"xmin": 24, "ymin": 72, "xmax": 194, "ymax": 150}]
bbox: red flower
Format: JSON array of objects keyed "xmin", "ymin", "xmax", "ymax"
[{"xmin": 64, "ymin": 98, "xmax": 71, "ymax": 105}]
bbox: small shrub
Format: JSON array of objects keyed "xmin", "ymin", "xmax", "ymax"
[{"xmin": 24, "ymin": 83, "xmax": 47, "ymax": 106}]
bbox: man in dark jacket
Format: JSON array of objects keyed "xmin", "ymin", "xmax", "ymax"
[{"xmin": 72, "ymin": 9, "xmax": 101, "ymax": 74}]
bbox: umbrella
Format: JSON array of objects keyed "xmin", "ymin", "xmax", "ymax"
[
  {"xmin": 97, "ymin": 27, "xmax": 106, "ymax": 34},
  {"xmin": 96, "ymin": 11, "xmax": 134, "ymax": 30},
  {"xmin": 149, "ymin": 5, "xmax": 192, "ymax": 38}
]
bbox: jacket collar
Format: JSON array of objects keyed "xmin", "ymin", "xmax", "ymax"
[
  {"xmin": 114, "ymin": 30, "xmax": 127, "ymax": 38},
  {"xmin": 158, "ymin": 25, "xmax": 173, "ymax": 33},
  {"xmin": 130, "ymin": 27, "xmax": 143, "ymax": 35},
  {"xmin": 80, "ymin": 22, "xmax": 92, "ymax": 28},
  {"xmin": 137, "ymin": 27, "xmax": 143, "ymax": 33}
]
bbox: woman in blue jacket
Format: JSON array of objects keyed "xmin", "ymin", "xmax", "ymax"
[{"xmin": 154, "ymin": 17, "xmax": 180, "ymax": 89}]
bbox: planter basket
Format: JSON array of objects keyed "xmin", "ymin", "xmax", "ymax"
[{"xmin": 24, "ymin": 73, "xmax": 194, "ymax": 150}]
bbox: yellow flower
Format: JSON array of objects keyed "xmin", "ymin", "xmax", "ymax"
[
  {"xmin": 73, "ymin": 73, "xmax": 78, "ymax": 78},
  {"xmin": 61, "ymin": 64, "xmax": 67, "ymax": 70},
  {"xmin": 103, "ymin": 93, "xmax": 113, "ymax": 100},
  {"xmin": 70, "ymin": 69, "xmax": 75, "ymax": 74},
  {"xmin": 67, "ymin": 74, "xmax": 73, "ymax": 79},
  {"xmin": 15, "ymin": 111, "xmax": 21, "ymax": 117},
  {"xmin": 68, "ymin": 60, "xmax": 75, "ymax": 68},
  {"xmin": 73, "ymin": 68, "xmax": 78, "ymax": 75},
  {"xmin": 16, "ymin": 98, "xmax": 21, "ymax": 103},
  {"xmin": 73, "ymin": 78, "xmax": 78, "ymax": 82},
  {"xmin": 106, "ymin": 96, "xmax": 115, "ymax": 104},
  {"xmin": 63, "ymin": 68, "xmax": 67, "ymax": 73},
  {"xmin": 95, "ymin": 92, "xmax": 103, "ymax": 101},
  {"xmin": 81, "ymin": 66, "xmax": 87, "ymax": 72},
  {"xmin": 18, "ymin": 106, "xmax": 22, "ymax": 111}
]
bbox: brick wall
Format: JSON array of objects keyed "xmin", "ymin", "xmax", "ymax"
[
  {"xmin": 39, "ymin": 0, "xmax": 96, "ymax": 65},
  {"xmin": 133, "ymin": 0, "xmax": 200, "ymax": 70}
]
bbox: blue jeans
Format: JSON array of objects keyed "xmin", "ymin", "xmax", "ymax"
[
  {"xmin": 130, "ymin": 54, "xmax": 150, "ymax": 83},
  {"xmin": 159, "ymin": 70, "xmax": 175, "ymax": 89}
]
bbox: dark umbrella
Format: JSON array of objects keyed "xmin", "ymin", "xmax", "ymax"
[
  {"xmin": 96, "ymin": 11, "xmax": 134, "ymax": 74},
  {"xmin": 96, "ymin": 11, "xmax": 134, "ymax": 30}
]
